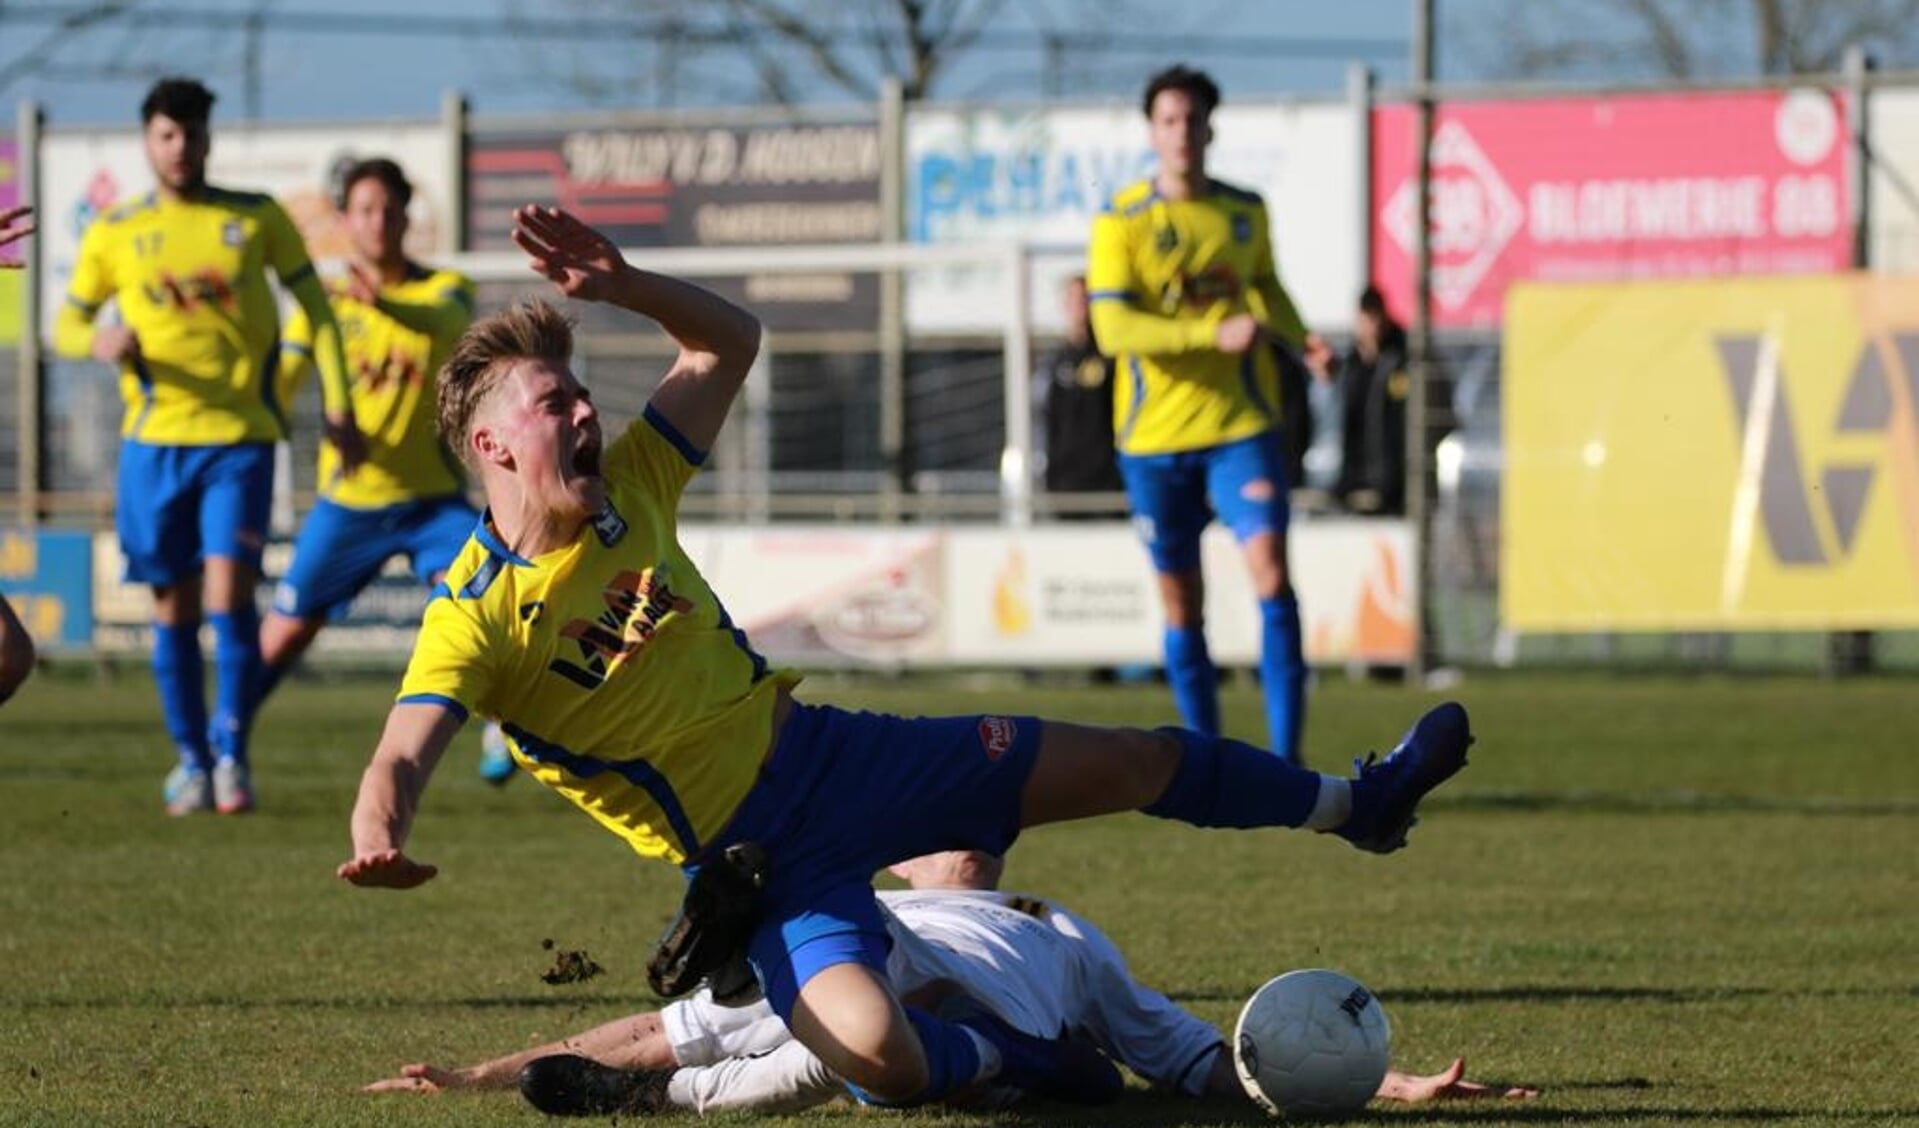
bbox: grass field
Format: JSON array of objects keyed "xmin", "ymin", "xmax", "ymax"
[{"xmin": 1, "ymin": 670, "xmax": 1914, "ymax": 1127}]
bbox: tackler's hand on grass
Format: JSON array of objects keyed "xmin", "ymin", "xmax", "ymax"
[
  {"xmin": 338, "ymin": 848, "xmax": 438, "ymax": 888},
  {"xmin": 1379, "ymin": 1058, "xmax": 1539, "ymax": 1104},
  {"xmin": 363, "ymin": 1062, "xmax": 475, "ymax": 1094}
]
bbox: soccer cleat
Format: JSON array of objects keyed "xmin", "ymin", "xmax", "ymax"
[
  {"xmin": 518, "ymin": 1054, "xmax": 674, "ymax": 1117},
  {"xmin": 1334, "ymin": 700, "xmax": 1473, "ymax": 854},
  {"xmin": 212, "ymin": 759, "xmax": 254, "ymax": 815},
  {"xmin": 946, "ymin": 1000, "xmax": 1123, "ymax": 1106},
  {"xmin": 164, "ymin": 765, "xmax": 213, "ymax": 817},
  {"xmin": 478, "ymin": 722, "xmax": 516, "ymax": 786}
]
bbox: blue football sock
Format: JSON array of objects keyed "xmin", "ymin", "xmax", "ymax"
[
  {"xmin": 208, "ymin": 607, "xmax": 261, "ymax": 767},
  {"xmin": 1259, "ymin": 591, "xmax": 1307, "ymax": 763},
  {"xmin": 152, "ymin": 622, "xmax": 210, "ymax": 772},
  {"xmin": 1163, "ymin": 625, "xmax": 1220, "ymax": 736},
  {"xmin": 252, "ymin": 657, "xmax": 288, "ymax": 712},
  {"xmin": 841, "ymin": 1006, "xmax": 984, "ymax": 1107},
  {"xmin": 1143, "ymin": 725, "xmax": 1322, "ymax": 828}
]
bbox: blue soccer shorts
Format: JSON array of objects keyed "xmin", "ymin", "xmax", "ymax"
[
  {"xmin": 272, "ymin": 494, "xmax": 479, "ymax": 619},
  {"xmin": 694, "ymin": 702, "xmax": 1043, "ymax": 1021},
  {"xmin": 1117, "ymin": 429, "xmax": 1293, "ymax": 574},
  {"xmin": 117, "ymin": 441, "xmax": 276, "ymax": 586}
]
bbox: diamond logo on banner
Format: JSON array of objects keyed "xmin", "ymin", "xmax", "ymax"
[{"xmin": 1383, "ymin": 120, "xmax": 1523, "ymax": 313}]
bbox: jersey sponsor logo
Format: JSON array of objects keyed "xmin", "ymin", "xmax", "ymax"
[
  {"xmin": 1155, "ymin": 225, "xmax": 1179, "ymax": 254},
  {"xmin": 353, "ymin": 350, "xmax": 426, "ymax": 395},
  {"xmin": 977, "ymin": 715, "xmax": 1018, "ymax": 760},
  {"xmin": 1231, "ymin": 214, "xmax": 1252, "ymax": 243},
  {"xmin": 1177, "ymin": 264, "xmax": 1243, "ymax": 309},
  {"xmin": 140, "ymin": 269, "xmax": 237, "ymax": 314},
  {"xmin": 221, "ymin": 220, "xmax": 245, "ymax": 247},
  {"xmin": 548, "ymin": 565, "xmax": 695, "ymax": 690}
]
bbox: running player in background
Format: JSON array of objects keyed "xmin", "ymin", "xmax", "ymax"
[
  {"xmin": 53, "ymin": 78, "xmax": 363, "ymax": 815},
  {"xmin": 257, "ymin": 158, "xmax": 508, "ymax": 782},
  {"xmin": 1087, "ymin": 65, "xmax": 1332, "ymax": 765},
  {"xmin": 338, "ymin": 203, "xmax": 1470, "ymax": 1111},
  {"xmin": 366, "ymin": 850, "xmax": 1536, "ymax": 1116}
]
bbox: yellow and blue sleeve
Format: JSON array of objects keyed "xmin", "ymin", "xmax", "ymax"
[
  {"xmin": 396, "ymin": 595, "xmax": 495, "ymax": 724},
  {"xmin": 53, "ymin": 221, "xmax": 114, "ymax": 358}
]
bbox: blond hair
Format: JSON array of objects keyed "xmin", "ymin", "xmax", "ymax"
[{"xmin": 438, "ymin": 299, "xmax": 576, "ymax": 467}]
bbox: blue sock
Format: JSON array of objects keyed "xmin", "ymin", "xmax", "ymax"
[
  {"xmin": 152, "ymin": 622, "xmax": 210, "ymax": 773},
  {"xmin": 208, "ymin": 607, "xmax": 261, "ymax": 767},
  {"xmin": 1259, "ymin": 591, "xmax": 1307, "ymax": 762},
  {"xmin": 1163, "ymin": 625, "xmax": 1220, "ymax": 736},
  {"xmin": 252, "ymin": 657, "xmax": 288, "ymax": 713},
  {"xmin": 1143, "ymin": 725, "xmax": 1322, "ymax": 828},
  {"xmin": 842, "ymin": 1006, "xmax": 983, "ymax": 1107}
]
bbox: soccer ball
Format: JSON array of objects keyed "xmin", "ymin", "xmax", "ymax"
[{"xmin": 1233, "ymin": 969, "xmax": 1391, "ymax": 1118}]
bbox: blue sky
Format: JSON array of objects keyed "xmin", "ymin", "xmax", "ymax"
[{"xmin": 4, "ymin": 0, "xmax": 1434, "ymax": 126}]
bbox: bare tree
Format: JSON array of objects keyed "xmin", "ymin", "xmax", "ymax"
[
  {"xmin": 522, "ymin": 0, "xmax": 1148, "ymax": 108},
  {"xmin": 1449, "ymin": 0, "xmax": 1919, "ymax": 82}
]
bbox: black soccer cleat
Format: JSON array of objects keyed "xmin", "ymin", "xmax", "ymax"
[
  {"xmin": 1335, "ymin": 700, "xmax": 1473, "ymax": 854},
  {"xmin": 518, "ymin": 1054, "xmax": 674, "ymax": 1117}
]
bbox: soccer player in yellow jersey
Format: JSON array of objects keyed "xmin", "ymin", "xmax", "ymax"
[
  {"xmin": 253, "ymin": 158, "xmax": 507, "ymax": 777},
  {"xmin": 0, "ymin": 206, "xmax": 35, "ymax": 706},
  {"xmin": 340, "ymin": 204, "xmax": 1472, "ymax": 1110},
  {"xmin": 1088, "ymin": 66, "xmax": 1333, "ymax": 765},
  {"xmin": 54, "ymin": 78, "xmax": 362, "ymax": 816}
]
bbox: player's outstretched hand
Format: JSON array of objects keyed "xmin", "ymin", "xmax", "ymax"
[
  {"xmin": 511, "ymin": 205, "xmax": 627, "ymax": 303},
  {"xmin": 0, "ymin": 205, "xmax": 33, "ymax": 265},
  {"xmin": 364, "ymin": 1062, "xmax": 472, "ymax": 1093},
  {"xmin": 1379, "ymin": 1058, "xmax": 1539, "ymax": 1104},
  {"xmin": 338, "ymin": 848, "xmax": 439, "ymax": 889}
]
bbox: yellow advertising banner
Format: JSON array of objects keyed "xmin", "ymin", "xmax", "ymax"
[{"xmin": 1503, "ymin": 274, "xmax": 1919, "ymax": 630}]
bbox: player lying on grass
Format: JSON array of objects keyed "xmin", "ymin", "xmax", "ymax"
[
  {"xmin": 340, "ymin": 203, "xmax": 1474, "ymax": 1110},
  {"xmin": 365, "ymin": 850, "xmax": 1536, "ymax": 1116}
]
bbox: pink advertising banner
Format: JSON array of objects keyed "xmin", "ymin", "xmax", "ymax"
[{"xmin": 1371, "ymin": 90, "xmax": 1852, "ymax": 328}]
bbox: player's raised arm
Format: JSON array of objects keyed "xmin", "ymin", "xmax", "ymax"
[
  {"xmin": 510, "ymin": 204, "xmax": 761, "ymax": 455},
  {"xmin": 339, "ymin": 701, "xmax": 463, "ymax": 888}
]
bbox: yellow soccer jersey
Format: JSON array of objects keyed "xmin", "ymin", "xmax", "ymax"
[
  {"xmin": 1086, "ymin": 177, "xmax": 1309, "ymax": 457},
  {"xmin": 282, "ymin": 265, "xmax": 473, "ymax": 508},
  {"xmin": 397, "ymin": 409, "xmax": 800, "ymax": 865},
  {"xmin": 60, "ymin": 188, "xmax": 314, "ymax": 445}
]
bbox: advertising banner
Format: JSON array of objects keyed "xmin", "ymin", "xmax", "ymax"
[
  {"xmin": 0, "ymin": 137, "xmax": 19, "ymax": 344},
  {"xmin": 906, "ymin": 101, "xmax": 1362, "ymax": 334},
  {"xmin": 1, "ymin": 528, "xmax": 94, "ymax": 650},
  {"xmin": 1503, "ymin": 274, "xmax": 1919, "ymax": 630},
  {"xmin": 1373, "ymin": 90, "xmax": 1851, "ymax": 329},
  {"xmin": 466, "ymin": 120, "xmax": 882, "ymax": 333},
  {"xmin": 1867, "ymin": 87, "xmax": 1919, "ymax": 273},
  {"xmin": 38, "ymin": 121, "xmax": 455, "ymax": 339}
]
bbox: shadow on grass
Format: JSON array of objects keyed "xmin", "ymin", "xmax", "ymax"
[
  {"xmin": 1165, "ymin": 984, "xmax": 1918, "ymax": 1005},
  {"xmin": 1440, "ymin": 790, "xmax": 1918, "ymax": 817}
]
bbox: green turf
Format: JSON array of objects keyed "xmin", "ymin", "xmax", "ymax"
[{"xmin": 1, "ymin": 671, "xmax": 1914, "ymax": 1127}]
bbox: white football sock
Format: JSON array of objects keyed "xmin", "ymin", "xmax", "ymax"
[{"xmin": 1305, "ymin": 775, "xmax": 1352, "ymax": 831}]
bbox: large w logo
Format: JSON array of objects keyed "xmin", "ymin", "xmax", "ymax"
[{"xmin": 1716, "ymin": 332, "xmax": 1919, "ymax": 571}]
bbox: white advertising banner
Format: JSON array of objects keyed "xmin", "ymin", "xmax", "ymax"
[
  {"xmin": 904, "ymin": 100, "xmax": 1362, "ymax": 335},
  {"xmin": 1870, "ymin": 88, "xmax": 1919, "ymax": 273},
  {"xmin": 942, "ymin": 521, "xmax": 1415, "ymax": 666},
  {"xmin": 92, "ymin": 521, "xmax": 1413, "ymax": 667},
  {"xmin": 39, "ymin": 121, "xmax": 454, "ymax": 339}
]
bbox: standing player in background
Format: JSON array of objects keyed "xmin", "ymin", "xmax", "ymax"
[
  {"xmin": 0, "ymin": 206, "xmax": 37, "ymax": 705},
  {"xmin": 338, "ymin": 203, "xmax": 1471, "ymax": 1112},
  {"xmin": 1087, "ymin": 65, "xmax": 1331, "ymax": 765},
  {"xmin": 257, "ymin": 158, "xmax": 508, "ymax": 782},
  {"xmin": 54, "ymin": 78, "xmax": 362, "ymax": 815}
]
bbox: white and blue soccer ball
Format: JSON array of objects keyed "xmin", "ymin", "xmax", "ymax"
[{"xmin": 1233, "ymin": 969, "xmax": 1392, "ymax": 1118}]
